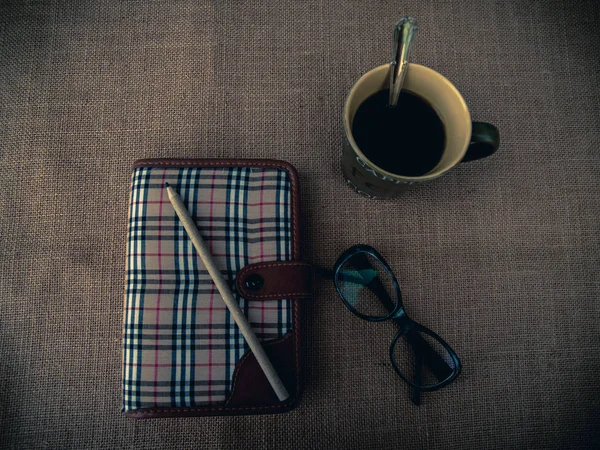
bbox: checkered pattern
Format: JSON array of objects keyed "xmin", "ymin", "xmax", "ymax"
[{"xmin": 122, "ymin": 166, "xmax": 292, "ymax": 412}]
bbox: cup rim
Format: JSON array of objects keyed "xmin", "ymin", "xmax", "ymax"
[{"xmin": 343, "ymin": 63, "xmax": 472, "ymax": 182}]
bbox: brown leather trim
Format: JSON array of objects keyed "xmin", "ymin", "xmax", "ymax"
[
  {"xmin": 236, "ymin": 261, "xmax": 313, "ymax": 301},
  {"xmin": 225, "ymin": 333, "xmax": 296, "ymax": 408},
  {"xmin": 124, "ymin": 398, "xmax": 295, "ymax": 418},
  {"xmin": 127, "ymin": 158, "xmax": 303, "ymax": 417}
]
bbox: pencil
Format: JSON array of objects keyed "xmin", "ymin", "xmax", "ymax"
[{"xmin": 165, "ymin": 183, "xmax": 290, "ymax": 402}]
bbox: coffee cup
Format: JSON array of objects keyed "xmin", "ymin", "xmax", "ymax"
[{"xmin": 342, "ymin": 63, "xmax": 500, "ymax": 198}]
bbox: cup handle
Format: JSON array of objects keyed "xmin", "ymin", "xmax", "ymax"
[{"xmin": 461, "ymin": 122, "xmax": 500, "ymax": 162}]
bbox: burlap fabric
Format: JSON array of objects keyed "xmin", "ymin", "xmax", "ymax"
[{"xmin": 1, "ymin": 1, "xmax": 598, "ymax": 448}]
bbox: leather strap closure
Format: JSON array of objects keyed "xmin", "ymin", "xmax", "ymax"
[{"xmin": 236, "ymin": 261, "xmax": 312, "ymax": 301}]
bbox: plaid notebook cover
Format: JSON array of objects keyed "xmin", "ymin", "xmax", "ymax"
[{"xmin": 123, "ymin": 165, "xmax": 292, "ymax": 412}]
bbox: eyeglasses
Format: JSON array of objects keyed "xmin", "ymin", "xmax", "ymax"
[{"xmin": 327, "ymin": 245, "xmax": 461, "ymax": 406}]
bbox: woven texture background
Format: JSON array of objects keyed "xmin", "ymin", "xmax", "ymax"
[{"xmin": 1, "ymin": 1, "xmax": 599, "ymax": 449}]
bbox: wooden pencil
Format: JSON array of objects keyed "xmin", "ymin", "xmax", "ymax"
[{"xmin": 165, "ymin": 183, "xmax": 290, "ymax": 402}]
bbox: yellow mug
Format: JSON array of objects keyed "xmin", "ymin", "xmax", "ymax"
[{"xmin": 342, "ymin": 63, "xmax": 500, "ymax": 198}]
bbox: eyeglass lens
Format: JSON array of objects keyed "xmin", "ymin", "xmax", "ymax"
[
  {"xmin": 337, "ymin": 252, "xmax": 397, "ymax": 318},
  {"xmin": 391, "ymin": 328, "xmax": 456, "ymax": 389}
]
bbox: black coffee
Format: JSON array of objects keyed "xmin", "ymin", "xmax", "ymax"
[{"xmin": 351, "ymin": 89, "xmax": 445, "ymax": 176}]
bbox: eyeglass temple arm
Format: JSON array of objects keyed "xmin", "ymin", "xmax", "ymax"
[
  {"xmin": 314, "ymin": 267, "xmax": 335, "ymax": 279},
  {"xmin": 411, "ymin": 352, "xmax": 422, "ymax": 406}
]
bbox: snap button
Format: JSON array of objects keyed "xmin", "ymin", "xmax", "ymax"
[{"xmin": 244, "ymin": 273, "xmax": 264, "ymax": 290}]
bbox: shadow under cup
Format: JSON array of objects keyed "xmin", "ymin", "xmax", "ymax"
[{"xmin": 342, "ymin": 63, "xmax": 498, "ymax": 199}]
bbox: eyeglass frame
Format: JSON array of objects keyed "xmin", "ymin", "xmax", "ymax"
[{"xmin": 332, "ymin": 244, "xmax": 462, "ymax": 395}]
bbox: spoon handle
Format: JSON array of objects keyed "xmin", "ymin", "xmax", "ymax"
[{"xmin": 389, "ymin": 17, "xmax": 418, "ymax": 107}]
